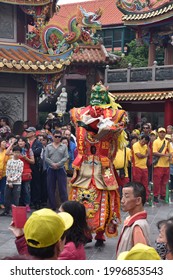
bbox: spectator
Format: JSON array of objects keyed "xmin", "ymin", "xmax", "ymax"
[
  {"xmin": 64, "ymin": 129, "xmax": 77, "ymax": 158},
  {"xmin": 0, "ymin": 138, "xmax": 15, "ymax": 209},
  {"xmin": 58, "ymin": 200, "xmax": 89, "ymax": 260},
  {"xmin": 152, "ymin": 127, "xmax": 173, "ymax": 203},
  {"xmin": 117, "ymin": 243, "xmax": 160, "ymax": 260},
  {"xmin": 66, "ymin": 123, "xmax": 76, "ymax": 145},
  {"xmin": 131, "ymin": 129, "xmax": 140, "ymax": 138},
  {"xmin": 22, "ymin": 120, "xmax": 31, "ymax": 137},
  {"xmin": 129, "ymin": 135, "xmax": 138, "ymax": 148},
  {"xmin": 148, "ymin": 130, "xmax": 157, "ymax": 183},
  {"xmin": 17, "ymin": 136, "xmax": 35, "ymax": 212},
  {"xmin": 0, "ymin": 117, "xmax": 11, "ymax": 138},
  {"xmin": 4, "ymin": 208, "xmax": 73, "ymax": 260},
  {"xmin": 140, "ymin": 124, "xmax": 150, "ymax": 136},
  {"xmin": 25, "ymin": 127, "xmax": 43, "ymax": 210},
  {"xmin": 165, "ymin": 219, "xmax": 173, "ymax": 260},
  {"xmin": 43, "ymin": 121, "xmax": 53, "ymax": 141},
  {"xmin": 155, "ymin": 217, "xmax": 173, "ymax": 260},
  {"xmin": 61, "ymin": 136, "xmax": 74, "ymax": 177},
  {"xmin": 166, "ymin": 125, "xmax": 173, "ymax": 136},
  {"xmin": 45, "ymin": 130, "xmax": 68, "ymax": 210},
  {"xmin": 131, "ymin": 135, "xmax": 150, "ymax": 200},
  {"xmin": 61, "ymin": 125, "xmax": 67, "ymax": 136},
  {"xmin": 0, "ymin": 145, "xmax": 23, "ymax": 216},
  {"xmin": 116, "ymin": 181, "xmax": 150, "ymax": 258},
  {"xmin": 113, "ymin": 145, "xmax": 131, "ymax": 197},
  {"xmin": 39, "ymin": 134, "xmax": 49, "ymax": 207}
]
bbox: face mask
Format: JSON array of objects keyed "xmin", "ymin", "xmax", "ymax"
[{"xmin": 155, "ymin": 241, "xmax": 168, "ymax": 260}]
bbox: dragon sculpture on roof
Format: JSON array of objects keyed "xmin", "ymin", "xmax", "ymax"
[{"xmin": 24, "ymin": 5, "xmax": 102, "ymax": 55}]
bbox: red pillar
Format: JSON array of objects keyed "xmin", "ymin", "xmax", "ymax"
[
  {"xmin": 164, "ymin": 100, "xmax": 173, "ymax": 127},
  {"xmin": 164, "ymin": 44, "xmax": 173, "ymax": 65},
  {"xmin": 148, "ymin": 42, "xmax": 156, "ymax": 66}
]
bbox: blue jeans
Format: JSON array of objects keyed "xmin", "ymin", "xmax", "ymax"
[
  {"xmin": 0, "ymin": 176, "xmax": 6, "ymax": 205},
  {"xmin": 20, "ymin": 181, "xmax": 31, "ymax": 206},
  {"xmin": 47, "ymin": 167, "xmax": 68, "ymax": 210}
]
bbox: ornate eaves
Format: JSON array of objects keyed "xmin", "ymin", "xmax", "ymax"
[{"xmin": 112, "ymin": 91, "xmax": 173, "ymax": 101}]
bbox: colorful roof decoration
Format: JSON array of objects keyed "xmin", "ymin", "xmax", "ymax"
[
  {"xmin": 0, "ymin": 1, "xmax": 121, "ymax": 97},
  {"xmin": 0, "ymin": 0, "xmax": 53, "ymax": 5},
  {"xmin": 116, "ymin": 0, "xmax": 173, "ymax": 25},
  {"xmin": 112, "ymin": 90, "xmax": 173, "ymax": 101},
  {"xmin": 50, "ymin": 0, "xmax": 123, "ymax": 27}
]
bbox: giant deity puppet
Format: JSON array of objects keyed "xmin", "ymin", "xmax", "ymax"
[{"xmin": 69, "ymin": 81, "xmax": 128, "ymax": 246}]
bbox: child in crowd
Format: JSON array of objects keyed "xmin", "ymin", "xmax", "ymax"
[
  {"xmin": 58, "ymin": 200, "xmax": 90, "ymax": 260},
  {"xmin": 0, "ymin": 146, "xmax": 24, "ymax": 216}
]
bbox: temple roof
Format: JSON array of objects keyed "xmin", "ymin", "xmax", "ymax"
[
  {"xmin": 0, "ymin": 42, "xmax": 117, "ymax": 74},
  {"xmin": 116, "ymin": 0, "xmax": 173, "ymax": 25},
  {"xmin": 50, "ymin": 0, "xmax": 123, "ymax": 27},
  {"xmin": 0, "ymin": 42, "xmax": 74, "ymax": 74},
  {"xmin": 71, "ymin": 45, "xmax": 118, "ymax": 64},
  {"xmin": 112, "ymin": 90, "xmax": 173, "ymax": 101}
]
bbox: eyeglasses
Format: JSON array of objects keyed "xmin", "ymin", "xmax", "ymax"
[{"xmin": 54, "ymin": 135, "xmax": 61, "ymax": 138}]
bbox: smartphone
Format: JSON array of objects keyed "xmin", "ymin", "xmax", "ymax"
[{"xmin": 21, "ymin": 148, "xmax": 26, "ymax": 156}]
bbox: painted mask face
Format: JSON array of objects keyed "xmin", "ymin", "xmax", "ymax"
[{"xmin": 90, "ymin": 82, "xmax": 110, "ymax": 106}]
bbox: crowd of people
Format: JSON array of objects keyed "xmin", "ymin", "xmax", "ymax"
[{"xmin": 0, "ymin": 113, "xmax": 173, "ymax": 260}]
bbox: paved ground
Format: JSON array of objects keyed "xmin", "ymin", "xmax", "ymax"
[{"xmin": 0, "ymin": 199, "xmax": 173, "ymax": 260}]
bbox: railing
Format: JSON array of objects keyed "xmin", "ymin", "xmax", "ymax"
[{"xmin": 104, "ymin": 62, "xmax": 173, "ymax": 91}]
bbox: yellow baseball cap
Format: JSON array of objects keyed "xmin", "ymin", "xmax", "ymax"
[
  {"xmin": 158, "ymin": 127, "xmax": 166, "ymax": 133},
  {"xmin": 150, "ymin": 130, "xmax": 156, "ymax": 136},
  {"xmin": 165, "ymin": 134, "xmax": 172, "ymax": 140},
  {"xmin": 132, "ymin": 129, "xmax": 140, "ymax": 135},
  {"xmin": 24, "ymin": 208, "xmax": 73, "ymax": 248},
  {"xmin": 117, "ymin": 243, "xmax": 161, "ymax": 260}
]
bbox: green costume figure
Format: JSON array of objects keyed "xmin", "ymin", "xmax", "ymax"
[{"xmin": 69, "ymin": 81, "xmax": 128, "ymax": 246}]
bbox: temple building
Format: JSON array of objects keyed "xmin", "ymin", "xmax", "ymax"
[
  {"xmin": 105, "ymin": 0, "xmax": 173, "ymax": 128},
  {"xmin": 0, "ymin": 0, "xmax": 119, "ymax": 127}
]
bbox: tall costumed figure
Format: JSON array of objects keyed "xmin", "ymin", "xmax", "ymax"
[{"xmin": 69, "ymin": 81, "xmax": 128, "ymax": 246}]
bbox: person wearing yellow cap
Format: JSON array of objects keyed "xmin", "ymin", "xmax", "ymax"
[
  {"xmin": 5, "ymin": 208, "xmax": 73, "ymax": 260},
  {"xmin": 117, "ymin": 243, "xmax": 160, "ymax": 260},
  {"xmin": 152, "ymin": 127, "xmax": 173, "ymax": 203}
]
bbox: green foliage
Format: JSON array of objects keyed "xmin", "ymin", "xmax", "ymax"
[{"xmin": 112, "ymin": 39, "xmax": 149, "ymax": 68}]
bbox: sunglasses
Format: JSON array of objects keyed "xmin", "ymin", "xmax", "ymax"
[
  {"xmin": 54, "ymin": 135, "xmax": 61, "ymax": 138},
  {"xmin": 143, "ymin": 127, "xmax": 149, "ymax": 129}
]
